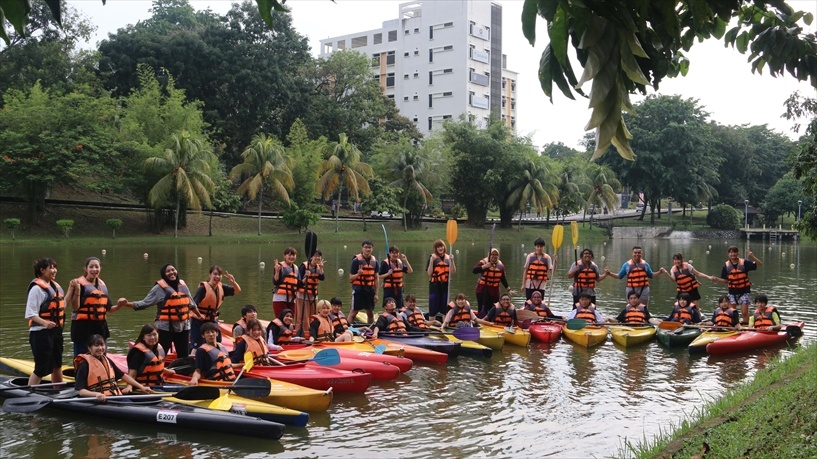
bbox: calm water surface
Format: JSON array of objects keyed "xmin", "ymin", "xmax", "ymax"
[{"xmin": 1, "ymin": 233, "xmax": 815, "ymax": 458}]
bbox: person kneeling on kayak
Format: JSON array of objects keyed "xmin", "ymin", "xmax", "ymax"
[
  {"xmin": 400, "ymin": 294, "xmax": 440, "ymax": 332},
  {"xmin": 476, "ymin": 294, "xmax": 517, "ymax": 327},
  {"xmin": 565, "ymin": 293, "xmax": 605, "ymax": 324},
  {"xmin": 190, "ymin": 322, "xmax": 235, "ymax": 385},
  {"xmin": 609, "ymin": 292, "xmax": 652, "ymax": 324},
  {"xmin": 371, "ymin": 298, "xmax": 407, "ymax": 339},
  {"xmin": 660, "ymin": 293, "xmax": 702, "ymax": 325},
  {"xmin": 440, "ymin": 293, "xmax": 479, "ymax": 329},
  {"xmin": 523, "ymin": 291, "xmax": 564, "ymax": 321},
  {"xmin": 703, "ymin": 296, "xmax": 741, "ymax": 329},
  {"xmin": 748, "ymin": 294, "xmax": 782, "ymax": 331},
  {"xmin": 76, "ymin": 334, "xmax": 151, "ymax": 402}
]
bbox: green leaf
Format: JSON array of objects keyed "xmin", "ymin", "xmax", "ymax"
[
  {"xmin": 620, "ymin": 36, "xmax": 650, "ymax": 86},
  {"xmin": 551, "ymin": 58, "xmax": 576, "ymax": 100},
  {"xmin": 626, "ymin": 32, "xmax": 649, "ymax": 58},
  {"xmin": 724, "ymin": 26, "xmax": 740, "ymax": 44},
  {"xmin": 804, "ymin": 12, "xmax": 813, "ymax": 26},
  {"xmin": 2, "ymin": 0, "xmax": 31, "ymax": 36},
  {"xmin": 579, "ymin": 15, "xmax": 607, "ymax": 49},
  {"xmin": 0, "ymin": 8, "xmax": 10, "ymax": 46},
  {"xmin": 43, "ymin": 0, "xmax": 61, "ymax": 25},
  {"xmin": 255, "ymin": 0, "xmax": 289, "ymax": 28},
  {"xmin": 538, "ymin": 44, "xmax": 555, "ymax": 101},
  {"xmin": 522, "ymin": 0, "xmax": 538, "ymax": 45},
  {"xmin": 713, "ymin": 17, "xmax": 727, "ymax": 39},
  {"xmin": 736, "ymin": 31, "xmax": 749, "ymax": 53},
  {"xmin": 549, "ymin": 6, "xmax": 569, "ymax": 65},
  {"xmin": 537, "ymin": 0, "xmax": 558, "ymax": 21}
]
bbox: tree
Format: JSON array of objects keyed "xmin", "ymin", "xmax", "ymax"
[
  {"xmin": 316, "ymin": 133, "xmax": 373, "ymax": 232},
  {"xmin": 506, "ymin": 159, "xmax": 558, "ymax": 230},
  {"xmin": 785, "ymin": 92, "xmax": 817, "ymax": 238},
  {"xmin": 553, "ymin": 157, "xmax": 590, "ymax": 223},
  {"xmin": 761, "ymin": 175, "xmax": 807, "ymax": 225},
  {"xmin": 522, "ymin": 0, "xmax": 817, "ymax": 160},
  {"xmin": 145, "ymin": 131, "xmax": 216, "ymax": 237},
  {"xmin": 388, "ymin": 141, "xmax": 433, "ymax": 231},
  {"xmin": 584, "ymin": 164, "xmax": 622, "ymax": 224},
  {"xmin": 230, "ymin": 134, "xmax": 293, "ymax": 235},
  {"xmin": 206, "ymin": 164, "xmax": 242, "ymax": 237}
]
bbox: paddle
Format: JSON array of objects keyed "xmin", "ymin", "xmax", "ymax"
[
  {"xmin": 446, "ymin": 219, "xmax": 457, "ymax": 306},
  {"xmin": 3, "ymin": 392, "xmax": 178, "ymax": 414},
  {"xmin": 571, "ymin": 220, "xmax": 579, "ymax": 267},
  {"xmin": 548, "ymin": 225, "xmax": 564, "ymax": 307},
  {"xmin": 351, "ymin": 336, "xmax": 387, "ymax": 354},
  {"xmin": 489, "ymin": 222, "xmax": 496, "ymax": 251},
  {"xmin": 382, "ymin": 224, "xmax": 390, "ymax": 259},
  {"xmin": 304, "ymin": 231, "xmax": 318, "ymax": 259},
  {"xmin": 566, "ymin": 318, "xmax": 607, "ymax": 330},
  {"xmin": 209, "ymin": 351, "xmax": 253, "ymax": 410},
  {"xmin": 275, "ymin": 348, "xmax": 342, "ymax": 367},
  {"xmin": 442, "ymin": 326, "xmax": 481, "ymax": 341},
  {"xmin": 0, "ymin": 381, "xmax": 71, "ymax": 392}
]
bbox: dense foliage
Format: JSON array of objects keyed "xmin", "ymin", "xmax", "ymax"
[{"xmin": 706, "ymin": 204, "xmax": 741, "ymax": 230}]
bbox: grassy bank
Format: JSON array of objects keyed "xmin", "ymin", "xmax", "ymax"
[
  {"xmin": 0, "ymin": 203, "xmax": 611, "ymax": 246},
  {"xmin": 623, "ymin": 342, "xmax": 817, "ymax": 458}
]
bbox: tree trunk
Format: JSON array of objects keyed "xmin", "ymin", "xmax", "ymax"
[
  {"xmin": 518, "ymin": 212, "xmax": 523, "ymax": 231},
  {"xmin": 403, "ymin": 193, "xmax": 409, "ymax": 232},
  {"xmin": 335, "ymin": 186, "xmax": 342, "ymax": 233},
  {"xmin": 174, "ymin": 195, "xmax": 180, "ymax": 238},
  {"xmin": 257, "ymin": 186, "xmax": 264, "ymax": 236}
]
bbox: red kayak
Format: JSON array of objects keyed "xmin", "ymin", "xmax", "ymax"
[
  {"xmin": 706, "ymin": 322, "xmax": 804, "ymax": 356},
  {"xmin": 528, "ymin": 321, "xmax": 562, "ymax": 344},
  {"xmin": 246, "ymin": 363, "xmax": 372, "ymax": 394},
  {"xmin": 273, "ymin": 348, "xmax": 400, "ymax": 380},
  {"xmin": 280, "ymin": 344, "xmax": 414, "ymax": 373}
]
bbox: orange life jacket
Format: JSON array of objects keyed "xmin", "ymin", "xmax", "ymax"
[
  {"xmin": 196, "ymin": 282, "xmax": 224, "ymax": 322},
  {"xmin": 29, "ymin": 278, "xmax": 65, "ymax": 328},
  {"xmin": 382, "ymin": 260, "xmax": 405, "ymax": 289},
  {"xmin": 477, "ymin": 259, "xmax": 504, "ymax": 289},
  {"xmin": 132, "ymin": 342, "xmax": 165, "ymax": 387},
  {"xmin": 275, "ymin": 264, "xmax": 300, "ymax": 299},
  {"xmin": 493, "ymin": 307, "xmax": 514, "ymax": 326},
  {"xmin": 672, "ymin": 263, "xmax": 700, "ymax": 293},
  {"xmin": 625, "ymin": 260, "xmax": 649, "ymax": 288},
  {"xmin": 575, "ymin": 305, "xmax": 598, "ymax": 323},
  {"xmin": 713, "ymin": 308, "xmax": 738, "ymax": 327},
  {"xmin": 525, "ymin": 255, "xmax": 549, "ymax": 282},
  {"xmin": 74, "ymin": 354, "xmax": 122, "ymax": 396},
  {"xmin": 330, "ymin": 312, "xmax": 350, "ymax": 335},
  {"xmin": 198, "ymin": 343, "xmax": 235, "ymax": 381},
  {"xmin": 233, "ymin": 319, "xmax": 248, "ymax": 337},
  {"xmin": 725, "ymin": 259, "xmax": 751, "ymax": 290},
  {"xmin": 311, "ymin": 314, "xmax": 334, "ymax": 342},
  {"xmin": 298, "ymin": 262, "xmax": 321, "ymax": 297},
  {"xmin": 404, "ymin": 309, "xmax": 429, "ymax": 329},
  {"xmin": 753, "ymin": 307, "xmax": 777, "ymax": 328},
  {"xmin": 155, "ymin": 279, "xmax": 190, "ymax": 322},
  {"xmin": 380, "ymin": 312, "xmax": 407, "ymax": 334},
  {"xmin": 671, "ymin": 304, "xmax": 695, "ymax": 324},
  {"xmin": 271, "ymin": 318, "xmax": 294, "ymax": 344},
  {"xmin": 74, "ymin": 277, "xmax": 110, "ymax": 322},
  {"xmin": 430, "ymin": 256, "xmax": 450, "ymax": 284},
  {"xmin": 351, "ymin": 254, "xmax": 378, "ymax": 288},
  {"xmin": 573, "ymin": 264, "xmax": 598, "ymax": 289},
  {"xmin": 623, "ymin": 304, "xmax": 647, "ymax": 324},
  {"xmin": 449, "ymin": 305, "xmax": 473, "ymax": 327},
  {"xmin": 239, "ymin": 334, "xmax": 269, "ymax": 364},
  {"xmin": 525, "ymin": 301, "xmax": 553, "ymax": 318}
]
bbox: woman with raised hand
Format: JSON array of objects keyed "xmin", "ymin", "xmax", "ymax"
[{"xmin": 65, "ymin": 257, "xmax": 121, "ymax": 356}]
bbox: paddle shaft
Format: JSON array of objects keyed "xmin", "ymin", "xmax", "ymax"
[{"xmin": 0, "ymin": 381, "xmax": 71, "ymax": 392}]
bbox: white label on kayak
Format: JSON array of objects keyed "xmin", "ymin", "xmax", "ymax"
[
  {"xmin": 156, "ymin": 410, "xmax": 178, "ymax": 424},
  {"xmin": 230, "ymin": 404, "xmax": 247, "ymax": 416},
  {"xmin": 357, "ymin": 352, "xmax": 372, "ymax": 357}
]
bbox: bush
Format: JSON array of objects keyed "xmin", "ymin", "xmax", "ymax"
[
  {"xmin": 106, "ymin": 218, "xmax": 123, "ymax": 238},
  {"xmin": 56, "ymin": 219, "xmax": 74, "ymax": 238},
  {"xmin": 707, "ymin": 204, "xmax": 741, "ymax": 230},
  {"xmin": 282, "ymin": 204, "xmax": 322, "ymax": 233},
  {"xmin": 4, "ymin": 218, "xmax": 21, "ymax": 240}
]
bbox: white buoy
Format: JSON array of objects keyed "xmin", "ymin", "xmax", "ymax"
[
  {"xmin": 455, "ymin": 249, "xmax": 460, "ymax": 254},
  {"xmin": 708, "ymin": 245, "xmax": 712, "ymax": 250},
  {"xmin": 471, "ymin": 242, "xmax": 474, "ymax": 245},
  {"xmin": 521, "ymin": 244, "xmax": 525, "ymax": 248},
  {"xmin": 603, "ymin": 242, "xmax": 606, "ymax": 246},
  {"xmin": 790, "ymin": 263, "xmax": 795, "ymax": 269},
  {"xmin": 197, "ymin": 257, "xmax": 203, "ymax": 264},
  {"xmin": 706, "ymin": 251, "xmax": 710, "ymax": 255},
  {"xmin": 523, "ymin": 253, "xmax": 528, "ymax": 258},
  {"xmin": 769, "ymin": 246, "xmax": 773, "ymax": 251},
  {"xmin": 338, "ymin": 268, "xmax": 344, "ymax": 275},
  {"xmin": 259, "ymin": 262, "xmax": 266, "ymax": 269},
  {"xmin": 688, "ymin": 260, "xmax": 693, "ymax": 264},
  {"xmin": 781, "ymin": 252, "xmax": 785, "ymax": 256},
  {"xmin": 143, "ymin": 253, "xmax": 148, "ymax": 259},
  {"xmin": 601, "ymin": 256, "xmax": 606, "ymax": 261},
  {"xmin": 343, "ymin": 245, "xmax": 347, "ymax": 250},
  {"xmin": 101, "ymin": 249, "xmax": 106, "ymax": 256}
]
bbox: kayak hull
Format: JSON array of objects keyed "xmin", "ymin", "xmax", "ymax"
[
  {"xmin": 273, "ymin": 349, "xmax": 401, "ymax": 380},
  {"xmin": 425, "ymin": 333, "xmax": 493, "ymax": 358},
  {"xmin": 246, "ymin": 363, "xmax": 372, "ymax": 394},
  {"xmin": 656, "ymin": 327, "xmax": 702, "ymax": 348},
  {"xmin": 706, "ymin": 323, "xmax": 804, "ymax": 356},
  {"xmin": 562, "ymin": 325, "xmax": 608, "ymax": 348},
  {"xmin": 610, "ymin": 326, "xmax": 656, "ymax": 348},
  {"xmin": 528, "ymin": 322, "xmax": 562, "ymax": 344},
  {"xmin": 688, "ymin": 330, "xmax": 739, "ymax": 354},
  {"xmin": 483, "ymin": 324, "xmax": 531, "ymax": 347},
  {"xmin": 376, "ymin": 335, "xmax": 461, "ymax": 360}
]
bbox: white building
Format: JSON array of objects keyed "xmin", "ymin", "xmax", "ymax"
[{"xmin": 319, "ymin": 1, "xmax": 518, "ymax": 136}]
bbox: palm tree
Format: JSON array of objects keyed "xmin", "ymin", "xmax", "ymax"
[
  {"xmin": 506, "ymin": 159, "xmax": 559, "ymax": 230},
  {"xmin": 555, "ymin": 160, "xmax": 590, "ymax": 223},
  {"xmin": 145, "ymin": 131, "xmax": 216, "ymax": 238},
  {"xmin": 316, "ymin": 133, "xmax": 373, "ymax": 232},
  {"xmin": 230, "ymin": 134, "xmax": 294, "ymax": 235},
  {"xmin": 390, "ymin": 146, "xmax": 432, "ymax": 231},
  {"xmin": 585, "ymin": 163, "xmax": 622, "ymax": 224}
]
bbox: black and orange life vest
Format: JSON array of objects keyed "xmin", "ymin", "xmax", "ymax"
[
  {"xmin": 155, "ymin": 279, "xmax": 190, "ymax": 322},
  {"xmin": 493, "ymin": 307, "xmax": 514, "ymax": 326},
  {"xmin": 239, "ymin": 334, "xmax": 269, "ymax": 364},
  {"xmin": 271, "ymin": 318, "xmax": 294, "ymax": 344},
  {"xmin": 449, "ymin": 305, "xmax": 473, "ymax": 327},
  {"xmin": 28, "ymin": 278, "xmax": 65, "ymax": 328},
  {"xmin": 275, "ymin": 264, "xmax": 300, "ymax": 299},
  {"xmin": 196, "ymin": 281, "xmax": 224, "ymax": 322},
  {"xmin": 575, "ymin": 305, "xmax": 597, "ymax": 323},
  {"xmin": 233, "ymin": 319, "xmax": 248, "ymax": 337},
  {"xmin": 380, "ymin": 312, "xmax": 407, "ymax": 334},
  {"xmin": 329, "ymin": 312, "xmax": 350, "ymax": 335},
  {"xmin": 382, "ymin": 260, "xmax": 405, "ymax": 289},
  {"xmin": 672, "ymin": 263, "xmax": 700, "ymax": 293},
  {"xmin": 525, "ymin": 301, "xmax": 553, "ymax": 318},
  {"xmin": 311, "ymin": 314, "xmax": 334, "ymax": 342},
  {"xmin": 623, "ymin": 304, "xmax": 648, "ymax": 324},
  {"xmin": 352, "ymin": 254, "xmax": 378, "ymax": 288},
  {"xmin": 625, "ymin": 260, "xmax": 649, "ymax": 288},
  {"xmin": 753, "ymin": 307, "xmax": 777, "ymax": 328},
  {"xmin": 725, "ymin": 259, "xmax": 751, "ymax": 290},
  {"xmin": 404, "ymin": 309, "xmax": 429, "ymax": 330},
  {"xmin": 430, "ymin": 256, "xmax": 450, "ymax": 284},
  {"xmin": 525, "ymin": 255, "xmax": 550, "ymax": 282},
  {"xmin": 299, "ymin": 262, "xmax": 321, "ymax": 297},
  {"xmin": 132, "ymin": 342, "xmax": 166, "ymax": 387},
  {"xmin": 573, "ymin": 264, "xmax": 598, "ymax": 290},
  {"xmin": 199, "ymin": 343, "xmax": 235, "ymax": 381},
  {"xmin": 477, "ymin": 259, "xmax": 504, "ymax": 289},
  {"xmin": 713, "ymin": 308, "xmax": 738, "ymax": 327},
  {"xmin": 74, "ymin": 354, "xmax": 122, "ymax": 396},
  {"xmin": 670, "ymin": 304, "xmax": 695, "ymax": 324},
  {"xmin": 74, "ymin": 277, "xmax": 110, "ymax": 322}
]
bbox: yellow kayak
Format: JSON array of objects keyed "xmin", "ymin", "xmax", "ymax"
[
  {"xmin": 444, "ymin": 327, "xmax": 504, "ymax": 350},
  {"xmin": 609, "ymin": 325, "xmax": 656, "ymax": 348},
  {"xmin": 562, "ymin": 324, "xmax": 608, "ymax": 348},
  {"xmin": 688, "ymin": 329, "xmax": 739, "ymax": 354},
  {"xmin": 482, "ymin": 324, "xmax": 531, "ymax": 347},
  {"xmin": 426, "ymin": 333, "xmax": 493, "ymax": 358}
]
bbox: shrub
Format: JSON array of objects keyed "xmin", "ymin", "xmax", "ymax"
[
  {"xmin": 706, "ymin": 204, "xmax": 741, "ymax": 230},
  {"xmin": 106, "ymin": 218, "xmax": 123, "ymax": 238},
  {"xmin": 4, "ymin": 218, "xmax": 21, "ymax": 240},
  {"xmin": 56, "ymin": 219, "xmax": 75, "ymax": 238},
  {"xmin": 282, "ymin": 204, "xmax": 322, "ymax": 233}
]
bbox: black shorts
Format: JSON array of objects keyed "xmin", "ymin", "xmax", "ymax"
[
  {"xmin": 30, "ymin": 328, "xmax": 64, "ymax": 377},
  {"xmin": 677, "ymin": 289, "xmax": 702, "ymax": 301},
  {"xmin": 352, "ymin": 288, "xmax": 375, "ymax": 311}
]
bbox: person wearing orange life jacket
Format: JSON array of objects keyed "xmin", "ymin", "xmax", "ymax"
[
  {"xmin": 349, "ymin": 240, "xmax": 379, "ymax": 325},
  {"xmin": 190, "ymin": 265, "xmax": 241, "ymax": 351},
  {"xmin": 660, "ymin": 253, "xmax": 713, "ymax": 310},
  {"xmin": 328, "ymin": 297, "xmax": 360, "ymax": 342},
  {"xmin": 440, "ymin": 293, "xmax": 479, "ymax": 329},
  {"xmin": 522, "ymin": 291, "xmax": 564, "ymax": 321},
  {"xmin": 65, "ymin": 257, "xmax": 123, "ymax": 357},
  {"xmin": 379, "ymin": 246, "xmax": 414, "ymax": 308},
  {"xmin": 713, "ymin": 245, "xmax": 762, "ymax": 325},
  {"xmin": 126, "ymin": 324, "xmax": 174, "ymax": 390},
  {"xmin": 76, "ymin": 334, "xmax": 151, "ymax": 402},
  {"xmin": 296, "ymin": 249, "xmax": 325, "ymax": 338},
  {"xmin": 706, "ymin": 296, "xmax": 741, "ymax": 329},
  {"xmin": 426, "ymin": 239, "xmax": 456, "ymax": 321},
  {"xmin": 611, "ymin": 291, "xmax": 653, "ymax": 324},
  {"xmin": 371, "ymin": 298, "xmax": 408, "ymax": 338},
  {"xmin": 747, "ymin": 294, "xmax": 782, "ymax": 331},
  {"xmin": 309, "ymin": 300, "xmax": 336, "ymax": 343},
  {"xmin": 659, "ymin": 293, "xmax": 702, "ymax": 325},
  {"xmin": 119, "ymin": 263, "xmax": 198, "ymax": 358},
  {"xmin": 232, "ymin": 319, "xmax": 275, "ymax": 365},
  {"xmin": 273, "ymin": 247, "xmax": 301, "ymax": 318},
  {"xmin": 190, "ymin": 322, "xmax": 235, "ymax": 385},
  {"xmin": 607, "ymin": 246, "xmax": 665, "ymax": 306},
  {"xmin": 473, "ymin": 248, "xmax": 516, "ymax": 318},
  {"xmin": 565, "ymin": 293, "xmax": 606, "ymax": 324},
  {"xmin": 400, "ymin": 294, "xmax": 441, "ymax": 332},
  {"xmin": 232, "ymin": 304, "xmax": 258, "ymax": 339},
  {"xmin": 567, "ymin": 249, "xmax": 610, "ymax": 307},
  {"xmin": 477, "ymin": 294, "xmax": 518, "ymax": 327},
  {"xmin": 521, "ymin": 238, "xmax": 554, "ymax": 300},
  {"xmin": 25, "ymin": 257, "xmax": 66, "ymax": 386},
  {"xmin": 267, "ymin": 308, "xmax": 297, "ymax": 347}
]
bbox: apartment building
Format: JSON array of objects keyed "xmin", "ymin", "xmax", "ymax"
[{"xmin": 319, "ymin": 1, "xmax": 518, "ymax": 136}]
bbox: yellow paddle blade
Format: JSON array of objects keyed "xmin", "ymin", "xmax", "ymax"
[
  {"xmin": 446, "ymin": 219, "xmax": 458, "ymax": 246},
  {"xmin": 570, "ymin": 221, "xmax": 579, "ymax": 247},
  {"xmin": 208, "ymin": 390, "xmax": 233, "ymax": 410},
  {"xmin": 243, "ymin": 352, "xmax": 254, "ymax": 372},
  {"xmin": 552, "ymin": 225, "xmax": 564, "ymax": 250}
]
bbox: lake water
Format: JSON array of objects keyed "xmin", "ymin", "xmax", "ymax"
[{"xmin": 1, "ymin": 235, "xmax": 814, "ymax": 458}]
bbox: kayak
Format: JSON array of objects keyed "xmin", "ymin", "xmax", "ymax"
[
  {"xmin": 376, "ymin": 334, "xmax": 461, "ymax": 359},
  {"xmin": 528, "ymin": 322, "xmax": 562, "ymax": 344},
  {"xmin": 609, "ymin": 325, "xmax": 656, "ymax": 348},
  {"xmin": 0, "ymin": 378, "xmax": 285, "ymax": 440},
  {"xmin": 271, "ymin": 348, "xmax": 400, "ymax": 381},
  {"xmin": 445, "ymin": 327, "xmax": 504, "ymax": 350},
  {"xmin": 688, "ymin": 329, "xmax": 739, "ymax": 354},
  {"xmin": 561, "ymin": 324, "xmax": 608, "ymax": 348},
  {"xmin": 364, "ymin": 338, "xmax": 448, "ymax": 365},
  {"xmin": 314, "ymin": 340, "xmax": 406, "ymax": 357},
  {"xmin": 246, "ymin": 363, "xmax": 372, "ymax": 394},
  {"xmin": 656, "ymin": 326, "xmax": 702, "ymax": 348},
  {"xmin": 482, "ymin": 324, "xmax": 531, "ymax": 347},
  {"xmin": 706, "ymin": 322, "xmax": 805, "ymax": 356},
  {"xmin": 281, "ymin": 345, "xmax": 414, "ymax": 373},
  {"xmin": 425, "ymin": 333, "xmax": 493, "ymax": 358}
]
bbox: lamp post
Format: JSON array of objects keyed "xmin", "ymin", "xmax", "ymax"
[
  {"xmin": 744, "ymin": 200, "xmax": 749, "ymax": 229},
  {"xmin": 798, "ymin": 200, "xmax": 803, "ymax": 222}
]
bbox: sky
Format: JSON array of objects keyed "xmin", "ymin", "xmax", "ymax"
[{"xmin": 68, "ymin": 0, "xmax": 816, "ymax": 150}]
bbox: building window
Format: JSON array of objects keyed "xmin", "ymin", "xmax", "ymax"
[
  {"xmin": 443, "ymin": 91, "xmax": 452, "ymax": 97},
  {"xmin": 414, "ymin": 50, "xmax": 419, "ymax": 56},
  {"xmin": 351, "ymin": 35, "xmax": 367, "ymax": 48},
  {"xmin": 429, "ymin": 49, "xmax": 433, "ymax": 63},
  {"xmin": 405, "ymin": 29, "xmax": 410, "ymax": 34},
  {"xmin": 386, "ymin": 51, "xmax": 395, "ymax": 65},
  {"xmin": 404, "ymin": 52, "xmax": 410, "ymax": 57},
  {"xmin": 428, "ymin": 94, "xmax": 432, "ymax": 108},
  {"xmin": 337, "ymin": 39, "xmax": 346, "ymax": 50},
  {"xmin": 386, "ymin": 73, "xmax": 395, "ymax": 87},
  {"xmin": 373, "ymin": 33, "xmax": 382, "ymax": 44},
  {"xmin": 414, "ymin": 28, "xmax": 419, "ymax": 33},
  {"xmin": 387, "ymin": 94, "xmax": 395, "ymax": 100},
  {"xmin": 429, "ymin": 26, "xmax": 433, "ymax": 39},
  {"xmin": 428, "ymin": 117, "xmax": 432, "ymax": 130},
  {"xmin": 388, "ymin": 30, "xmax": 397, "ymax": 42},
  {"xmin": 372, "ymin": 55, "xmax": 381, "ymax": 67},
  {"xmin": 404, "ymin": 74, "xmax": 409, "ymax": 79},
  {"xmin": 443, "ymin": 68, "xmax": 453, "ymax": 74},
  {"xmin": 413, "ymin": 72, "xmax": 419, "ymax": 78},
  {"xmin": 429, "ymin": 71, "xmax": 433, "ymax": 85},
  {"xmin": 404, "ymin": 96, "xmax": 409, "ymax": 101},
  {"xmin": 413, "ymin": 95, "xmax": 419, "ymax": 101},
  {"xmin": 444, "ymin": 22, "xmax": 453, "ymax": 27},
  {"xmin": 443, "ymin": 45, "xmax": 453, "ymax": 51},
  {"xmin": 413, "ymin": 116, "xmax": 418, "ymax": 122}
]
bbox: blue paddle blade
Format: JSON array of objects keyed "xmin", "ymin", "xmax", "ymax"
[
  {"xmin": 313, "ymin": 349, "xmax": 341, "ymax": 366},
  {"xmin": 373, "ymin": 344, "xmax": 387, "ymax": 354},
  {"xmin": 452, "ymin": 327, "xmax": 480, "ymax": 341},
  {"xmin": 347, "ymin": 326, "xmax": 359, "ymax": 334}
]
